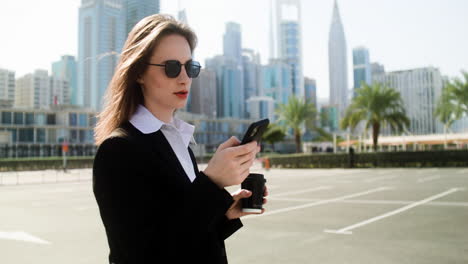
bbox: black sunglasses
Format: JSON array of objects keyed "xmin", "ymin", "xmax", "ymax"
[{"xmin": 147, "ymin": 60, "xmax": 201, "ymax": 78}]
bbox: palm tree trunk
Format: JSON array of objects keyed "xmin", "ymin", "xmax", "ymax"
[
  {"xmin": 372, "ymin": 122, "xmax": 380, "ymax": 152},
  {"xmin": 295, "ymin": 129, "xmax": 302, "ymax": 153}
]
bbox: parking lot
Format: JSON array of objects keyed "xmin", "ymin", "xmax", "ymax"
[{"xmin": 1, "ymin": 166, "xmax": 467, "ymax": 263}]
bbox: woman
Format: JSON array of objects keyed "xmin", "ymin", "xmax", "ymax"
[{"xmin": 93, "ymin": 14, "xmax": 268, "ymax": 264}]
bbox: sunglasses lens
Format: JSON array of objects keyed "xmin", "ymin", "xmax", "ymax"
[
  {"xmin": 165, "ymin": 61, "xmax": 181, "ymax": 78},
  {"xmin": 186, "ymin": 61, "xmax": 201, "ymax": 78}
]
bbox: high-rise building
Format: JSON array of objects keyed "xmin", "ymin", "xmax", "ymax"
[
  {"xmin": 223, "ymin": 22, "xmax": 242, "ymax": 66},
  {"xmin": 373, "ymin": 67, "xmax": 443, "ymax": 135},
  {"xmin": 371, "ymin": 62, "xmax": 385, "ymax": 78},
  {"xmin": 304, "ymin": 77, "xmax": 317, "ymax": 108},
  {"xmin": 262, "ymin": 59, "xmax": 292, "ymax": 106},
  {"xmin": 15, "ymin": 70, "xmax": 50, "ymax": 109},
  {"xmin": 320, "ymin": 105, "xmax": 339, "ymax": 132},
  {"xmin": 242, "ymin": 49, "xmax": 261, "ymax": 102},
  {"xmin": 188, "ymin": 69, "xmax": 217, "ymax": 118},
  {"xmin": 205, "ymin": 56, "xmax": 245, "ymax": 119},
  {"xmin": 77, "ymin": 0, "xmax": 126, "ymax": 111},
  {"xmin": 0, "ymin": 68, "xmax": 15, "ymax": 108},
  {"xmin": 52, "ymin": 55, "xmax": 77, "ymax": 105},
  {"xmin": 246, "ymin": 96, "xmax": 275, "ymax": 121},
  {"xmin": 50, "ymin": 77, "xmax": 70, "ymax": 107},
  {"xmin": 328, "ymin": 0, "xmax": 349, "ymax": 119},
  {"xmin": 274, "ymin": 0, "xmax": 304, "ymax": 97},
  {"xmin": 352, "ymin": 46, "xmax": 371, "ymax": 91},
  {"xmin": 124, "ymin": 0, "xmax": 160, "ymax": 35}
]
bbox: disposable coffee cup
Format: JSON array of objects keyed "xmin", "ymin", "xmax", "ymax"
[{"xmin": 241, "ymin": 173, "xmax": 266, "ymax": 213}]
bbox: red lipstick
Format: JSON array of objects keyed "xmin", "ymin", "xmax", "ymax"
[{"xmin": 174, "ymin": 90, "xmax": 188, "ymax": 99}]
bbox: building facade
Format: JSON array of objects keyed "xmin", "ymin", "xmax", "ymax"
[
  {"xmin": 187, "ymin": 69, "xmax": 217, "ymax": 118},
  {"xmin": 275, "ymin": 0, "xmax": 304, "ymax": 97},
  {"xmin": 352, "ymin": 46, "xmax": 371, "ymax": 91},
  {"xmin": 0, "ymin": 106, "xmax": 97, "ymax": 157},
  {"xmin": 124, "ymin": 0, "xmax": 160, "ymax": 35},
  {"xmin": 223, "ymin": 22, "xmax": 243, "ymax": 66},
  {"xmin": 78, "ymin": 0, "xmax": 126, "ymax": 111},
  {"xmin": 320, "ymin": 105, "xmax": 339, "ymax": 132},
  {"xmin": 261, "ymin": 59, "xmax": 292, "ymax": 106},
  {"xmin": 242, "ymin": 49, "xmax": 262, "ymax": 103},
  {"xmin": 52, "ymin": 55, "xmax": 77, "ymax": 105},
  {"xmin": 205, "ymin": 55, "xmax": 245, "ymax": 119},
  {"xmin": 0, "ymin": 68, "xmax": 15, "ymax": 108},
  {"xmin": 373, "ymin": 67, "xmax": 443, "ymax": 135},
  {"xmin": 304, "ymin": 77, "xmax": 317, "ymax": 108},
  {"xmin": 246, "ymin": 96, "xmax": 275, "ymax": 121},
  {"xmin": 15, "ymin": 70, "xmax": 50, "ymax": 109}
]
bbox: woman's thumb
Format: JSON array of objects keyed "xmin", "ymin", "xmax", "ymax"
[
  {"xmin": 242, "ymin": 190, "xmax": 252, "ymax": 197},
  {"xmin": 218, "ymin": 136, "xmax": 240, "ymax": 151}
]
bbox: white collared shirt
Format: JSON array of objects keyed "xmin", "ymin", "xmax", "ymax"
[{"xmin": 129, "ymin": 104, "xmax": 197, "ymax": 182}]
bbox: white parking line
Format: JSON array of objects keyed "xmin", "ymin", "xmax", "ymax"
[
  {"xmin": 269, "ymin": 197, "xmax": 468, "ymax": 207},
  {"xmin": 246, "ymin": 187, "xmax": 392, "ymax": 219},
  {"xmin": 0, "ymin": 231, "xmax": 50, "ymax": 245},
  {"xmin": 324, "ymin": 188, "xmax": 460, "ymax": 235},
  {"xmin": 273, "ymin": 186, "xmax": 333, "ymax": 197},
  {"xmin": 417, "ymin": 175, "xmax": 441, "ymax": 183}
]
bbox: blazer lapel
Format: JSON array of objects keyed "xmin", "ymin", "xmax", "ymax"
[
  {"xmin": 188, "ymin": 146, "xmax": 200, "ymax": 174},
  {"xmin": 146, "ymin": 130, "xmax": 192, "ymax": 185}
]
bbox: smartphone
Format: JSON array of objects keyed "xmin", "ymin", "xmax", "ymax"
[{"xmin": 240, "ymin": 118, "xmax": 270, "ymax": 145}]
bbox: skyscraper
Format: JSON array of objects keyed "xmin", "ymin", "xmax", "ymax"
[
  {"xmin": 52, "ymin": 55, "xmax": 77, "ymax": 105},
  {"xmin": 223, "ymin": 22, "xmax": 242, "ymax": 66},
  {"xmin": 188, "ymin": 69, "xmax": 217, "ymax": 118},
  {"xmin": 246, "ymin": 96, "xmax": 275, "ymax": 121},
  {"xmin": 205, "ymin": 56, "xmax": 244, "ymax": 119},
  {"xmin": 78, "ymin": 0, "xmax": 125, "ymax": 111},
  {"xmin": 328, "ymin": 0, "xmax": 349, "ymax": 119},
  {"xmin": 275, "ymin": 0, "xmax": 304, "ymax": 97},
  {"xmin": 124, "ymin": 0, "xmax": 160, "ymax": 35},
  {"xmin": 304, "ymin": 77, "xmax": 317, "ymax": 108},
  {"xmin": 242, "ymin": 49, "xmax": 261, "ymax": 102},
  {"xmin": 371, "ymin": 62, "xmax": 385, "ymax": 77},
  {"xmin": 262, "ymin": 59, "xmax": 292, "ymax": 105},
  {"xmin": 352, "ymin": 46, "xmax": 371, "ymax": 91},
  {"xmin": 78, "ymin": 0, "xmax": 159, "ymax": 111}
]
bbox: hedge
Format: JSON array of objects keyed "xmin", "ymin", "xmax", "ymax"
[
  {"xmin": 265, "ymin": 150, "xmax": 468, "ymax": 168},
  {"xmin": 0, "ymin": 156, "xmax": 94, "ymax": 172}
]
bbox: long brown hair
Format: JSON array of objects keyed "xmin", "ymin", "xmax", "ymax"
[{"xmin": 94, "ymin": 14, "xmax": 197, "ymax": 145}]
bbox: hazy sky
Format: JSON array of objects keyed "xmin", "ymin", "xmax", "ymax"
[{"xmin": 1, "ymin": 0, "xmax": 467, "ymax": 100}]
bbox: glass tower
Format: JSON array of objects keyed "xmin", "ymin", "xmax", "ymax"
[
  {"xmin": 352, "ymin": 47, "xmax": 371, "ymax": 92},
  {"xmin": 52, "ymin": 55, "xmax": 77, "ymax": 105}
]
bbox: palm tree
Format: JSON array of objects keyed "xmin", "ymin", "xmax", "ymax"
[
  {"xmin": 276, "ymin": 96, "xmax": 316, "ymax": 153},
  {"xmin": 262, "ymin": 123, "xmax": 286, "ymax": 152},
  {"xmin": 435, "ymin": 71, "xmax": 468, "ymax": 147},
  {"xmin": 341, "ymin": 83, "xmax": 410, "ymax": 151},
  {"xmin": 447, "ymin": 71, "xmax": 468, "ymax": 114},
  {"xmin": 435, "ymin": 86, "xmax": 462, "ymax": 144}
]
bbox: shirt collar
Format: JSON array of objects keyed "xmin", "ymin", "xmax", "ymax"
[{"xmin": 129, "ymin": 104, "xmax": 195, "ymax": 147}]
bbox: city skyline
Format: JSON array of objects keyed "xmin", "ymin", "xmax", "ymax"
[{"xmin": 1, "ymin": 0, "xmax": 468, "ymax": 101}]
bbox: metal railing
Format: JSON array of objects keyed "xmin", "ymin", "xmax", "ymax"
[{"xmin": 0, "ymin": 169, "xmax": 92, "ymax": 186}]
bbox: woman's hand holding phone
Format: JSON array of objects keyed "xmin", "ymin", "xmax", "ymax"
[{"xmin": 203, "ymin": 136, "xmax": 260, "ymax": 188}]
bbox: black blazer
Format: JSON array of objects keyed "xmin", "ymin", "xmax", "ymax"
[{"xmin": 93, "ymin": 121, "xmax": 243, "ymax": 264}]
